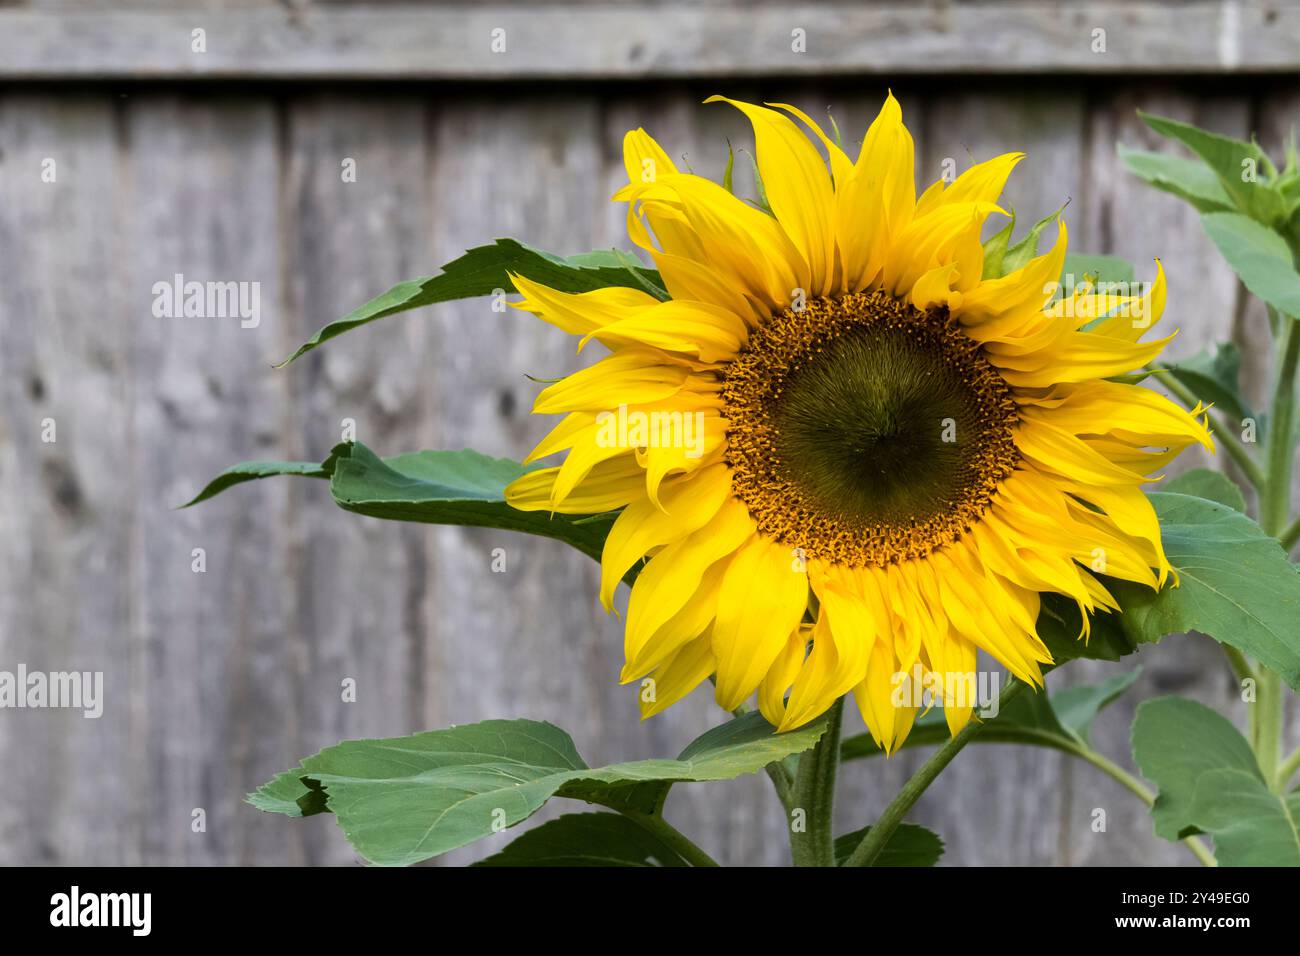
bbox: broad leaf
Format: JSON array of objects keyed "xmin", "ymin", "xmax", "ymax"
[
  {"xmin": 1201, "ymin": 212, "xmax": 1300, "ymax": 318},
  {"xmin": 1161, "ymin": 341, "xmax": 1255, "ymax": 424},
  {"xmin": 187, "ymin": 441, "xmax": 617, "ymax": 563},
  {"xmin": 472, "ymin": 813, "xmax": 690, "ymax": 867},
  {"xmin": 1117, "ymin": 144, "xmax": 1233, "ymax": 213},
  {"xmin": 832, "ymin": 823, "xmax": 944, "ymax": 866},
  {"xmin": 1051, "ymin": 669, "xmax": 1143, "ymax": 746},
  {"xmin": 1035, "ymin": 592, "xmax": 1137, "ymax": 665},
  {"xmin": 279, "ymin": 239, "xmax": 666, "ymax": 366},
  {"xmin": 1161, "ymin": 468, "xmax": 1246, "ymax": 512},
  {"xmin": 249, "ymin": 712, "xmax": 826, "ymax": 865},
  {"xmin": 180, "ymin": 459, "xmax": 329, "ymax": 507},
  {"xmin": 1131, "ymin": 696, "xmax": 1260, "ymax": 841},
  {"xmin": 1140, "ymin": 112, "xmax": 1285, "ymax": 225},
  {"xmin": 1108, "ymin": 492, "xmax": 1300, "ymax": 691},
  {"xmin": 1190, "ymin": 769, "xmax": 1300, "ymax": 866}
]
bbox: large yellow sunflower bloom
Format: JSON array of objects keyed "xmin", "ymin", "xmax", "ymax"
[{"xmin": 504, "ymin": 94, "xmax": 1213, "ymax": 752}]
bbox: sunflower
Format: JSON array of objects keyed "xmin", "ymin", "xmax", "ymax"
[{"xmin": 504, "ymin": 94, "xmax": 1212, "ymax": 752}]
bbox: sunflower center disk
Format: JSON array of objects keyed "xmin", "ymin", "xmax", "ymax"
[{"xmin": 721, "ymin": 291, "xmax": 1019, "ymax": 567}]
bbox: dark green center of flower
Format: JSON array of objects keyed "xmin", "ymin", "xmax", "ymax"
[{"xmin": 722, "ymin": 292, "xmax": 1019, "ymax": 567}]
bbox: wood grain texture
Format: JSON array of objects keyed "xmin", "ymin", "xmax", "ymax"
[
  {"xmin": 0, "ymin": 77, "xmax": 1295, "ymax": 867},
  {"xmin": 4, "ymin": 2, "xmax": 1300, "ymax": 80}
]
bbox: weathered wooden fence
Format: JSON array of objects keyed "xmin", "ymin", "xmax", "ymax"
[{"xmin": 0, "ymin": 0, "xmax": 1297, "ymax": 865}]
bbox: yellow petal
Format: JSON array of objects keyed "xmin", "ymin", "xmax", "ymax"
[
  {"xmin": 706, "ymin": 96, "xmax": 836, "ymax": 296},
  {"xmin": 599, "ymin": 463, "xmax": 733, "ymax": 608},
  {"xmin": 711, "ymin": 535, "xmax": 810, "ymax": 710},
  {"xmin": 639, "ymin": 632, "xmax": 716, "ymax": 719}
]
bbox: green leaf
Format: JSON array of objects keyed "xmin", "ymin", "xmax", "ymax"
[
  {"xmin": 246, "ymin": 770, "xmax": 329, "ymax": 817},
  {"xmin": 1161, "ymin": 341, "xmax": 1255, "ymax": 423},
  {"xmin": 472, "ymin": 813, "xmax": 690, "ymax": 867},
  {"xmin": 249, "ymin": 711, "xmax": 826, "ymax": 866},
  {"xmin": 1001, "ymin": 205, "xmax": 1065, "ymax": 275},
  {"xmin": 981, "ymin": 213, "xmax": 1015, "ymax": 279},
  {"xmin": 187, "ymin": 441, "xmax": 617, "ymax": 564},
  {"xmin": 1131, "ymin": 696, "xmax": 1261, "ymax": 841},
  {"xmin": 1050, "ymin": 669, "xmax": 1142, "ymax": 747},
  {"xmin": 279, "ymin": 238, "xmax": 666, "ymax": 366},
  {"xmin": 833, "ymin": 823, "xmax": 944, "ymax": 866},
  {"xmin": 1201, "ymin": 212, "xmax": 1300, "ymax": 317},
  {"xmin": 1161, "ymin": 468, "xmax": 1246, "ymax": 512},
  {"xmin": 1108, "ymin": 492, "xmax": 1300, "ymax": 691},
  {"xmin": 1035, "ymin": 592, "xmax": 1137, "ymax": 665},
  {"xmin": 1189, "ymin": 769, "xmax": 1300, "ymax": 866},
  {"xmin": 179, "ymin": 459, "xmax": 328, "ymax": 508},
  {"xmin": 1140, "ymin": 111, "xmax": 1285, "ymax": 225},
  {"xmin": 1118, "ymin": 144, "xmax": 1233, "ymax": 213}
]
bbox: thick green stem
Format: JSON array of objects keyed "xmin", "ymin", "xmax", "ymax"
[
  {"xmin": 842, "ymin": 678, "xmax": 1026, "ymax": 867},
  {"xmin": 1278, "ymin": 745, "xmax": 1300, "ymax": 789},
  {"xmin": 789, "ymin": 696, "xmax": 844, "ymax": 867},
  {"xmin": 1279, "ymin": 512, "xmax": 1300, "ymax": 552},
  {"xmin": 1222, "ymin": 645, "xmax": 1257, "ymax": 687},
  {"xmin": 1151, "ymin": 368, "xmax": 1265, "ymax": 489},
  {"xmin": 1261, "ymin": 314, "xmax": 1300, "ymax": 535},
  {"xmin": 621, "ymin": 811, "xmax": 720, "ymax": 867},
  {"xmin": 1253, "ymin": 313, "xmax": 1299, "ymax": 789},
  {"xmin": 1257, "ymin": 669, "xmax": 1283, "ymax": 789}
]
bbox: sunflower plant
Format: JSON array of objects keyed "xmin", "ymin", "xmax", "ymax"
[{"xmin": 191, "ymin": 96, "xmax": 1300, "ymax": 867}]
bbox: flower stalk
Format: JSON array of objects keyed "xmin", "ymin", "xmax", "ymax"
[
  {"xmin": 789, "ymin": 696, "xmax": 844, "ymax": 867},
  {"xmin": 842, "ymin": 678, "xmax": 1026, "ymax": 867}
]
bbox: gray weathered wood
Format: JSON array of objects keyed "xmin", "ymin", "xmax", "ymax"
[
  {"xmin": 1, "ymin": 74, "xmax": 1296, "ymax": 866},
  {"xmin": 4, "ymin": 2, "xmax": 1300, "ymax": 80}
]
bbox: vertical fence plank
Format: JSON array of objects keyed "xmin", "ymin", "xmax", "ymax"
[
  {"xmin": 0, "ymin": 95, "xmax": 136, "ymax": 864},
  {"xmin": 271, "ymin": 94, "xmax": 434, "ymax": 865},
  {"xmin": 124, "ymin": 95, "xmax": 295, "ymax": 865}
]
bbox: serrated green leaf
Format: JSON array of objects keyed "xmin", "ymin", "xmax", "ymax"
[
  {"xmin": 1131, "ymin": 696, "xmax": 1260, "ymax": 841},
  {"xmin": 1108, "ymin": 492, "xmax": 1300, "ymax": 691},
  {"xmin": 1201, "ymin": 212, "xmax": 1300, "ymax": 317},
  {"xmin": 1190, "ymin": 769, "xmax": 1300, "ymax": 866},
  {"xmin": 833, "ymin": 823, "xmax": 944, "ymax": 866},
  {"xmin": 246, "ymin": 770, "xmax": 328, "ymax": 817},
  {"xmin": 1118, "ymin": 144, "xmax": 1234, "ymax": 213},
  {"xmin": 1140, "ymin": 111, "xmax": 1286, "ymax": 225},
  {"xmin": 328, "ymin": 442, "xmax": 617, "ymax": 562},
  {"xmin": 179, "ymin": 459, "xmax": 329, "ymax": 508},
  {"xmin": 472, "ymin": 813, "xmax": 691, "ymax": 867},
  {"xmin": 1161, "ymin": 468, "xmax": 1246, "ymax": 512},
  {"xmin": 279, "ymin": 238, "xmax": 666, "ymax": 366},
  {"xmin": 187, "ymin": 441, "xmax": 617, "ymax": 564},
  {"xmin": 249, "ymin": 712, "xmax": 826, "ymax": 866}
]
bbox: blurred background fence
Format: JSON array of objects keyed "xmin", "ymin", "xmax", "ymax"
[{"xmin": 1, "ymin": 0, "xmax": 1297, "ymax": 865}]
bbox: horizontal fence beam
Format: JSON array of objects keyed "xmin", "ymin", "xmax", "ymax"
[{"xmin": 1, "ymin": 1, "xmax": 1296, "ymax": 81}]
